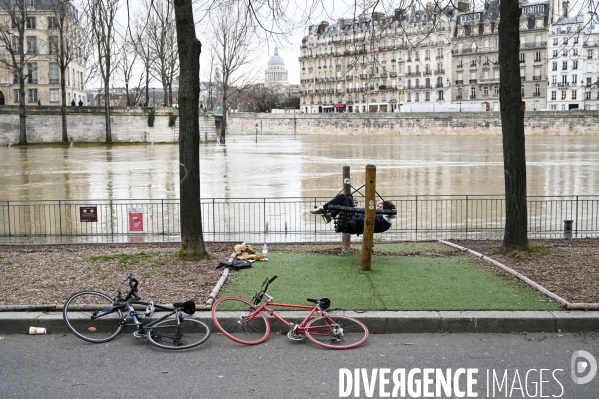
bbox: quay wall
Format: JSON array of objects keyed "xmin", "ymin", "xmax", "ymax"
[
  {"xmin": 0, "ymin": 107, "xmax": 597, "ymax": 145},
  {"xmin": 227, "ymin": 111, "xmax": 599, "ymax": 136},
  {"xmin": 0, "ymin": 106, "xmax": 216, "ymax": 145}
]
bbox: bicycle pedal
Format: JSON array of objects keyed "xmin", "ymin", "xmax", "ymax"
[
  {"xmin": 287, "ymin": 330, "xmax": 305, "ymax": 341},
  {"xmin": 132, "ymin": 331, "xmax": 146, "ymax": 339}
]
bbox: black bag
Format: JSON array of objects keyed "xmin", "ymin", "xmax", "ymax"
[{"xmin": 216, "ymin": 260, "xmax": 253, "ymax": 271}]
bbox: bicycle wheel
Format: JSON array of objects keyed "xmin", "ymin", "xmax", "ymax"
[
  {"xmin": 305, "ymin": 315, "xmax": 369, "ymax": 349},
  {"xmin": 211, "ymin": 296, "xmax": 270, "ymax": 345},
  {"xmin": 147, "ymin": 317, "xmax": 211, "ymax": 350},
  {"xmin": 62, "ymin": 291, "xmax": 123, "ymax": 343}
]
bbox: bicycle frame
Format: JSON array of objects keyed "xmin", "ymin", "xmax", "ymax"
[
  {"xmin": 93, "ymin": 299, "xmax": 181, "ymax": 333},
  {"xmin": 245, "ymin": 294, "xmax": 334, "ymax": 335}
]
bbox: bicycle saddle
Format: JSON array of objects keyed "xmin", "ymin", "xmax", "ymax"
[
  {"xmin": 173, "ymin": 300, "xmax": 196, "ymax": 315},
  {"xmin": 307, "ymin": 297, "xmax": 331, "ymax": 310}
]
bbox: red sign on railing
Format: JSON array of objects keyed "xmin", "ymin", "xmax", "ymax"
[{"xmin": 128, "ymin": 208, "xmax": 145, "ymax": 233}]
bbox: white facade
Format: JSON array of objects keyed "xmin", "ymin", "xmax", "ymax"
[
  {"xmin": 0, "ymin": 2, "xmax": 86, "ymax": 106},
  {"xmin": 546, "ymin": 16, "xmax": 585, "ymax": 110}
]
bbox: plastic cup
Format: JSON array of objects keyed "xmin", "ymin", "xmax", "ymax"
[{"xmin": 29, "ymin": 327, "xmax": 47, "ymax": 335}]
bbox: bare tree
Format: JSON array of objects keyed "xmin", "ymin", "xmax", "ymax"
[
  {"xmin": 209, "ymin": 1, "xmax": 258, "ymax": 143},
  {"xmin": 132, "ymin": 7, "xmax": 153, "ymax": 106},
  {"xmin": 48, "ymin": 0, "xmax": 83, "ymax": 143},
  {"xmin": 0, "ymin": 0, "xmax": 39, "ymax": 144},
  {"xmin": 118, "ymin": 31, "xmax": 141, "ymax": 106},
  {"xmin": 147, "ymin": 0, "xmax": 178, "ymax": 106},
  {"xmin": 85, "ymin": 0, "xmax": 121, "ymax": 143}
]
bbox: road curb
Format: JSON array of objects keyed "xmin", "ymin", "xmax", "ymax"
[{"xmin": 2, "ymin": 310, "xmax": 597, "ymax": 335}]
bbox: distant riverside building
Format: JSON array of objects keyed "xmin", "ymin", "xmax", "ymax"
[
  {"xmin": 298, "ymin": 0, "xmax": 573, "ymax": 113},
  {"xmin": 0, "ymin": 0, "xmax": 86, "ymax": 106},
  {"xmin": 265, "ymin": 48, "xmax": 289, "ymax": 87}
]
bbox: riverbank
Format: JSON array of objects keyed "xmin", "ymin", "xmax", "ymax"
[
  {"xmin": 0, "ymin": 239, "xmax": 597, "ymax": 307},
  {"xmin": 2, "ymin": 110, "xmax": 599, "ymax": 145}
]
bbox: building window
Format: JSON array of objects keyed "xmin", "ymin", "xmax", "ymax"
[
  {"xmin": 588, "ymin": 50, "xmax": 593, "ymax": 59},
  {"xmin": 27, "ymin": 63, "xmax": 37, "ymax": 84},
  {"xmin": 425, "ymin": 92, "xmax": 430, "ymax": 101},
  {"xmin": 519, "ymin": 53, "xmax": 525, "ymax": 63},
  {"xmin": 48, "ymin": 17, "xmax": 58, "ymax": 29},
  {"xmin": 49, "ymin": 36, "xmax": 58, "ymax": 54},
  {"xmin": 470, "ymin": 87, "xmax": 476, "ymax": 99},
  {"xmin": 562, "ymin": 61, "xmax": 568, "ymax": 70},
  {"xmin": 572, "ymin": 90, "xmax": 577, "ymax": 100},
  {"xmin": 561, "ymin": 90, "xmax": 567, "ymax": 100},
  {"xmin": 26, "ymin": 17, "xmax": 36, "ymax": 29},
  {"xmin": 28, "ymin": 89, "xmax": 38, "ymax": 103},
  {"xmin": 438, "ymin": 91, "xmax": 444, "ymax": 101},
  {"xmin": 13, "ymin": 89, "xmax": 20, "ymax": 103},
  {"xmin": 50, "ymin": 88, "xmax": 59, "ymax": 103},
  {"xmin": 12, "ymin": 36, "xmax": 20, "ymax": 52},
  {"xmin": 552, "ymin": 62, "xmax": 557, "ymax": 71},
  {"xmin": 573, "ymin": 61, "xmax": 578, "ymax": 70},
  {"xmin": 26, "ymin": 36, "xmax": 36, "ymax": 54},
  {"xmin": 551, "ymin": 91, "xmax": 556, "ymax": 100},
  {"xmin": 49, "ymin": 62, "xmax": 59, "ymax": 84}
]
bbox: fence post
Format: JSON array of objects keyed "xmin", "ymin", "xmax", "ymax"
[
  {"xmin": 7, "ymin": 201, "xmax": 11, "ymax": 236},
  {"xmin": 59, "ymin": 200, "xmax": 63, "ymax": 236},
  {"xmin": 161, "ymin": 199, "xmax": 165, "ymax": 235},
  {"xmin": 465, "ymin": 195, "xmax": 469, "ymax": 234},
  {"xmin": 212, "ymin": 199, "xmax": 216, "ymax": 240},
  {"xmin": 575, "ymin": 195, "xmax": 579, "ymax": 234},
  {"xmin": 415, "ymin": 196, "xmax": 418, "ymax": 239},
  {"xmin": 110, "ymin": 200, "xmax": 113, "ymax": 237}
]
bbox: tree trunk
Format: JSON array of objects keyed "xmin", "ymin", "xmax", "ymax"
[
  {"xmin": 104, "ymin": 81, "xmax": 112, "ymax": 143},
  {"xmin": 220, "ymin": 85, "xmax": 227, "ymax": 144},
  {"xmin": 174, "ymin": 0, "xmax": 206, "ymax": 256},
  {"xmin": 61, "ymin": 74, "xmax": 68, "ymax": 143},
  {"xmin": 18, "ymin": 79, "xmax": 26, "ymax": 145},
  {"xmin": 499, "ymin": 0, "xmax": 528, "ymax": 250}
]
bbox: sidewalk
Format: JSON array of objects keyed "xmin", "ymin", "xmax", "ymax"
[{"xmin": 2, "ymin": 310, "xmax": 598, "ymax": 335}]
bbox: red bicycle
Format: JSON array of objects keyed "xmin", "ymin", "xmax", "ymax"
[{"xmin": 211, "ymin": 275, "xmax": 369, "ymax": 349}]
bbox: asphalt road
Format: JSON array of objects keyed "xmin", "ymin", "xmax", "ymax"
[{"xmin": 1, "ymin": 331, "xmax": 597, "ymax": 398}]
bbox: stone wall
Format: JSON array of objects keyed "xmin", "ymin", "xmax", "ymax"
[
  {"xmin": 0, "ymin": 106, "xmax": 215, "ymax": 145},
  {"xmin": 227, "ymin": 111, "xmax": 599, "ymax": 136},
  {"xmin": 0, "ymin": 107, "xmax": 596, "ymax": 145}
]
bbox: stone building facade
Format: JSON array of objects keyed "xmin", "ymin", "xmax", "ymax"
[
  {"xmin": 299, "ymin": 0, "xmax": 578, "ymax": 113},
  {"xmin": 0, "ymin": 0, "xmax": 86, "ymax": 106}
]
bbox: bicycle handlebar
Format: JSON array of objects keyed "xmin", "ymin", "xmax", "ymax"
[
  {"xmin": 268, "ymin": 274, "xmax": 278, "ymax": 284},
  {"xmin": 253, "ymin": 275, "xmax": 278, "ymax": 305}
]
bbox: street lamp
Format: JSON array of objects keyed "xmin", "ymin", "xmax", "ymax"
[
  {"xmin": 255, "ymin": 123, "xmax": 259, "ymax": 143},
  {"xmin": 152, "ymin": 88, "xmax": 155, "ymax": 107}
]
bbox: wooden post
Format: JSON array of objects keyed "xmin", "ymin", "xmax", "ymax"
[
  {"xmin": 361, "ymin": 164, "xmax": 376, "ymax": 270},
  {"xmin": 341, "ymin": 166, "xmax": 351, "ymax": 253}
]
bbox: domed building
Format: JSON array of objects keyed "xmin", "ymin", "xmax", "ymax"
[{"xmin": 265, "ymin": 48, "xmax": 289, "ymax": 87}]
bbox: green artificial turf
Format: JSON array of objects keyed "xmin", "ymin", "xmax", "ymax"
[{"xmin": 218, "ymin": 243, "xmax": 560, "ymax": 311}]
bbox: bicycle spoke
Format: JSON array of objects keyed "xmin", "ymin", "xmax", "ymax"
[
  {"xmin": 62, "ymin": 291, "xmax": 123, "ymax": 343},
  {"xmin": 146, "ymin": 318, "xmax": 210, "ymax": 350},
  {"xmin": 305, "ymin": 315, "xmax": 369, "ymax": 349},
  {"xmin": 211, "ymin": 297, "xmax": 270, "ymax": 345}
]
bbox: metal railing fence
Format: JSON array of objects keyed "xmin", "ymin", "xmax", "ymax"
[{"xmin": 0, "ymin": 195, "xmax": 597, "ymax": 243}]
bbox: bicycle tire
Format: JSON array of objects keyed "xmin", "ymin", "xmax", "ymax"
[
  {"xmin": 304, "ymin": 315, "xmax": 369, "ymax": 349},
  {"xmin": 62, "ymin": 291, "xmax": 123, "ymax": 343},
  {"xmin": 211, "ymin": 296, "xmax": 270, "ymax": 345},
  {"xmin": 146, "ymin": 317, "xmax": 211, "ymax": 350}
]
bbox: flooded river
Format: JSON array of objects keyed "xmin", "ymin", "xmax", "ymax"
[{"xmin": 0, "ymin": 135, "xmax": 597, "ymax": 201}]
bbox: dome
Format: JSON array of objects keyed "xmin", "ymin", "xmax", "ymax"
[{"xmin": 267, "ymin": 48, "xmax": 285, "ymax": 66}]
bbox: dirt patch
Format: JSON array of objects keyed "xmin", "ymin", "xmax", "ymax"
[
  {"xmin": 0, "ymin": 243, "xmax": 233, "ymax": 306},
  {"xmin": 450, "ymin": 238, "xmax": 599, "ymax": 304}
]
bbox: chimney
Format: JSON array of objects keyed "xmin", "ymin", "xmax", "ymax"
[
  {"xmin": 563, "ymin": 1, "xmax": 569, "ymax": 17},
  {"xmin": 457, "ymin": 1, "xmax": 470, "ymax": 12}
]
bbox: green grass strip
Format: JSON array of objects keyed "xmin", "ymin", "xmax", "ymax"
[{"xmin": 219, "ymin": 251, "xmax": 559, "ymax": 311}]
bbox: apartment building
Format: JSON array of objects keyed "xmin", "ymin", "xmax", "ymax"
[
  {"xmin": 452, "ymin": 0, "xmax": 550, "ymax": 112},
  {"xmin": 582, "ymin": 14, "xmax": 599, "ymax": 110},
  {"xmin": 0, "ymin": 0, "xmax": 86, "ymax": 106},
  {"xmin": 546, "ymin": 15, "xmax": 585, "ymax": 110}
]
